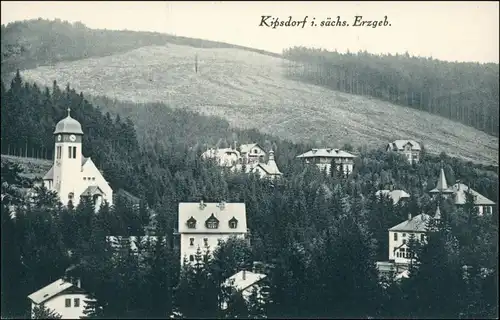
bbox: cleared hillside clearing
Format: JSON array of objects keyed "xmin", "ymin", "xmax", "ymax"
[{"xmin": 20, "ymin": 44, "xmax": 498, "ymax": 165}]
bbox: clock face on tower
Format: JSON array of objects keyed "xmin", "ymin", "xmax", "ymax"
[
  {"xmin": 69, "ymin": 134, "xmax": 76, "ymax": 142},
  {"xmin": 57, "ymin": 135, "xmax": 62, "ymax": 142}
]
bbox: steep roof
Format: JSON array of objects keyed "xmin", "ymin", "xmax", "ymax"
[
  {"xmin": 452, "ymin": 183, "xmax": 495, "ymax": 205},
  {"xmin": 256, "ymin": 163, "xmax": 282, "ymax": 176},
  {"xmin": 296, "ymin": 148, "xmax": 356, "ymax": 159},
  {"xmin": 389, "ymin": 140, "xmax": 421, "ymax": 151},
  {"xmin": 224, "ymin": 270, "xmax": 267, "ymax": 292},
  {"xmin": 375, "ymin": 190, "xmax": 410, "ymax": 204},
  {"xmin": 28, "ymin": 278, "xmax": 83, "ymax": 304},
  {"xmin": 239, "ymin": 143, "xmax": 265, "ymax": 155},
  {"xmin": 178, "ymin": 202, "xmax": 247, "ymax": 234},
  {"xmin": 388, "ymin": 214, "xmax": 431, "ymax": 232},
  {"xmin": 43, "ymin": 157, "xmax": 89, "ymax": 181},
  {"xmin": 429, "ymin": 168, "xmax": 454, "ymax": 194}
]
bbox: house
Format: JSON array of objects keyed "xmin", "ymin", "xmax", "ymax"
[
  {"xmin": 451, "ymin": 182, "xmax": 495, "ymax": 215},
  {"xmin": 388, "ymin": 207, "xmax": 441, "ymax": 264},
  {"xmin": 386, "ymin": 140, "xmax": 421, "ymax": 164},
  {"xmin": 177, "ymin": 201, "xmax": 248, "ymax": 265},
  {"xmin": 27, "ymin": 278, "xmax": 90, "ymax": 319},
  {"xmin": 239, "ymin": 143, "xmax": 267, "ymax": 164},
  {"xmin": 375, "ymin": 189, "xmax": 411, "ymax": 205},
  {"xmin": 296, "ymin": 148, "xmax": 356, "ymax": 176},
  {"xmin": 233, "ymin": 150, "xmax": 282, "ymax": 180},
  {"xmin": 42, "ymin": 108, "xmax": 113, "ymax": 209},
  {"xmin": 429, "ymin": 169, "xmax": 495, "ymax": 215},
  {"xmin": 201, "ymin": 148, "xmax": 241, "ymax": 167},
  {"xmin": 221, "ymin": 270, "xmax": 268, "ymax": 310}
]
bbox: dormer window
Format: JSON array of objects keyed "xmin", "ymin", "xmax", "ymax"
[
  {"xmin": 229, "ymin": 217, "xmax": 238, "ymax": 229},
  {"xmin": 205, "ymin": 213, "xmax": 219, "ymax": 229},
  {"xmin": 187, "ymin": 217, "xmax": 197, "ymax": 229}
]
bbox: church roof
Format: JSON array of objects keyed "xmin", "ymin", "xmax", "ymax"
[
  {"xmin": 43, "ymin": 157, "xmax": 89, "ymax": 180},
  {"xmin": 53, "ymin": 109, "xmax": 84, "ymax": 135}
]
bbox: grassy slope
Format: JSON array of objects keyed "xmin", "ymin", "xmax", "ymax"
[
  {"xmin": 20, "ymin": 44, "xmax": 498, "ymax": 166},
  {"xmin": 1, "ymin": 155, "xmax": 52, "ymax": 179}
]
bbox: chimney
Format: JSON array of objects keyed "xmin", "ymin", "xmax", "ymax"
[
  {"xmin": 242, "ymin": 270, "xmax": 246, "ymax": 280},
  {"xmin": 408, "ymin": 213, "xmax": 412, "ymax": 221}
]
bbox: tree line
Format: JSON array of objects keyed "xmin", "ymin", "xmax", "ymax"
[
  {"xmin": 1, "ymin": 74, "xmax": 498, "ymax": 318},
  {"xmin": 282, "ymin": 46, "xmax": 499, "ymax": 137}
]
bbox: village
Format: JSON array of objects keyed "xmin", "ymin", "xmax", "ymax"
[{"xmin": 13, "ymin": 109, "xmax": 496, "ymax": 319}]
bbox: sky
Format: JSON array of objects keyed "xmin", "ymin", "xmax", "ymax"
[{"xmin": 1, "ymin": 1, "xmax": 499, "ymax": 63}]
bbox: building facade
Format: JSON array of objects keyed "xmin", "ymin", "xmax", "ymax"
[
  {"xmin": 42, "ymin": 108, "xmax": 113, "ymax": 209},
  {"xmin": 177, "ymin": 201, "xmax": 248, "ymax": 265},
  {"xmin": 296, "ymin": 148, "xmax": 356, "ymax": 176},
  {"xmin": 386, "ymin": 140, "xmax": 421, "ymax": 164},
  {"xmin": 239, "ymin": 143, "xmax": 267, "ymax": 165},
  {"xmin": 429, "ymin": 169, "xmax": 495, "ymax": 215},
  {"xmin": 28, "ymin": 278, "xmax": 89, "ymax": 319}
]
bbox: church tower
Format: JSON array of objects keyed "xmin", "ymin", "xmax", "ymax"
[{"xmin": 52, "ymin": 108, "xmax": 84, "ymax": 206}]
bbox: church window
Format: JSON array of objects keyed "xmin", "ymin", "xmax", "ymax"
[
  {"xmin": 187, "ymin": 217, "xmax": 196, "ymax": 229},
  {"xmin": 189, "ymin": 255, "xmax": 194, "ymax": 262},
  {"xmin": 57, "ymin": 146, "xmax": 62, "ymax": 159},
  {"xmin": 68, "ymin": 192, "xmax": 74, "ymax": 200},
  {"xmin": 92, "ymin": 177, "xmax": 95, "ymax": 181},
  {"xmin": 72, "ymin": 147, "xmax": 77, "ymax": 159},
  {"xmin": 204, "ymin": 238, "xmax": 208, "ymax": 246},
  {"xmin": 83, "ymin": 177, "xmax": 86, "ymax": 180},
  {"xmin": 394, "ymin": 233, "xmax": 398, "ymax": 241},
  {"xmin": 189, "ymin": 238, "xmax": 194, "ymax": 246},
  {"xmin": 205, "ymin": 213, "xmax": 219, "ymax": 229}
]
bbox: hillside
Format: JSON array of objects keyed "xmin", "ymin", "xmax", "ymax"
[
  {"xmin": 19, "ymin": 44, "xmax": 498, "ymax": 166},
  {"xmin": 1, "ymin": 19, "xmax": 280, "ymax": 79},
  {"xmin": 0, "ymin": 155, "xmax": 52, "ymax": 180},
  {"xmin": 283, "ymin": 47, "xmax": 499, "ymax": 137}
]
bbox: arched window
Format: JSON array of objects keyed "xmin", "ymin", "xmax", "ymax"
[
  {"xmin": 68, "ymin": 192, "xmax": 74, "ymax": 200},
  {"xmin": 187, "ymin": 217, "xmax": 197, "ymax": 229},
  {"xmin": 229, "ymin": 217, "xmax": 238, "ymax": 229},
  {"xmin": 205, "ymin": 213, "xmax": 219, "ymax": 229}
]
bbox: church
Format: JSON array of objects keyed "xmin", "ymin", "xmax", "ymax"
[{"xmin": 42, "ymin": 108, "xmax": 113, "ymax": 208}]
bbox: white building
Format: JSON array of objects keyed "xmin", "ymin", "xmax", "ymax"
[
  {"xmin": 386, "ymin": 140, "xmax": 421, "ymax": 164},
  {"xmin": 387, "ymin": 207, "xmax": 441, "ymax": 264},
  {"xmin": 375, "ymin": 189, "xmax": 411, "ymax": 205},
  {"xmin": 296, "ymin": 148, "xmax": 356, "ymax": 176},
  {"xmin": 177, "ymin": 201, "xmax": 248, "ymax": 265},
  {"xmin": 232, "ymin": 150, "xmax": 282, "ymax": 180},
  {"xmin": 221, "ymin": 270, "xmax": 268, "ymax": 310},
  {"xmin": 42, "ymin": 108, "xmax": 113, "ymax": 209},
  {"xmin": 27, "ymin": 278, "xmax": 90, "ymax": 319},
  {"xmin": 429, "ymin": 169, "xmax": 495, "ymax": 215},
  {"xmin": 451, "ymin": 182, "xmax": 495, "ymax": 215},
  {"xmin": 201, "ymin": 148, "xmax": 241, "ymax": 167},
  {"xmin": 239, "ymin": 143, "xmax": 267, "ymax": 165}
]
